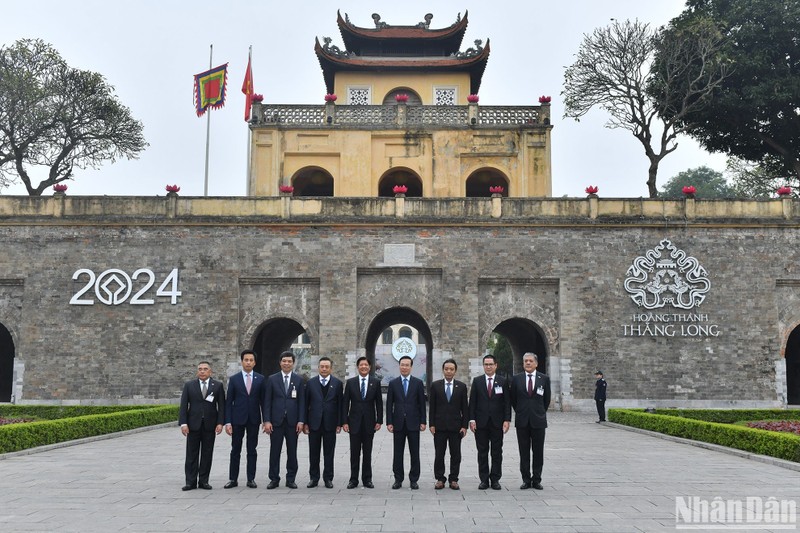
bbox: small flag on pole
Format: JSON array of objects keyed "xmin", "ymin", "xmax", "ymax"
[
  {"xmin": 194, "ymin": 63, "xmax": 228, "ymax": 117},
  {"xmin": 242, "ymin": 50, "xmax": 253, "ymax": 122}
]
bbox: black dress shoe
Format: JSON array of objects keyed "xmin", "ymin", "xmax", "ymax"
[
  {"xmin": 198, "ymin": 482, "xmax": 212, "ymax": 490},
  {"xmin": 286, "ymin": 481, "xmax": 298, "ymax": 489},
  {"xmin": 392, "ymin": 481, "xmax": 402, "ymax": 490},
  {"xmin": 491, "ymin": 482, "xmax": 501, "ymax": 490},
  {"xmin": 224, "ymin": 481, "xmax": 238, "ymax": 489},
  {"xmin": 410, "ymin": 482, "xmax": 419, "ymax": 490},
  {"xmin": 478, "ymin": 481, "xmax": 489, "ymax": 490},
  {"xmin": 531, "ymin": 482, "xmax": 544, "ymax": 490},
  {"xmin": 181, "ymin": 485, "xmax": 196, "ymax": 491},
  {"xmin": 347, "ymin": 481, "xmax": 358, "ymax": 489},
  {"xmin": 307, "ymin": 480, "xmax": 319, "ymax": 488},
  {"xmin": 363, "ymin": 481, "xmax": 374, "ymax": 488},
  {"xmin": 266, "ymin": 480, "xmax": 279, "ymax": 490},
  {"xmin": 324, "ymin": 480, "xmax": 333, "ymax": 489},
  {"xmin": 520, "ymin": 482, "xmax": 530, "ymax": 490},
  {"xmin": 246, "ymin": 480, "xmax": 257, "ymax": 488}
]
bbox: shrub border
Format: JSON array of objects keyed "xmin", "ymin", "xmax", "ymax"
[
  {"xmin": 608, "ymin": 408, "xmax": 800, "ymax": 463},
  {"xmin": 0, "ymin": 405, "xmax": 178, "ymax": 454}
]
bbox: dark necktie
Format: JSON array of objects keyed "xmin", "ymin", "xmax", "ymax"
[
  {"xmin": 361, "ymin": 378, "xmax": 366, "ymax": 399},
  {"xmin": 528, "ymin": 374, "xmax": 534, "ymax": 397},
  {"xmin": 403, "ymin": 378, "xmax": 409, "ymax": 397},
  {"xmin": 487, "ymin": 377, "xmax": 493, "ymax": 398},
  {"xmin": 284, "ymin": 375, "xmax": 289, "ymax": 395}
]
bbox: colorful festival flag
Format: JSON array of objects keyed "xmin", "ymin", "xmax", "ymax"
[
  {"xmin": 194, "ymin": 63, "xmax": 228, "ymax": 117},
  {"xmin": 242, "ymin": 51, "xmax": 253, "ymax": 122}
]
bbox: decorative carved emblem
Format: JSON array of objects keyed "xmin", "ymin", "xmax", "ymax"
[
  {"xmin": 392, "ymin": 337, "xmax": 417, "ymax": 361},
  {"xmin": 624, "ymin": 239, "xmax": 710, "ymax": 310}
]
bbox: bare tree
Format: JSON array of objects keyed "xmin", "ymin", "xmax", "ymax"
[{"xmin": 562, "ymin": 19, "xmax": 728, "ymax": 197}]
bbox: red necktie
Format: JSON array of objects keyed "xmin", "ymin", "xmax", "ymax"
[
  {"xmin": 528, "ymin": 374, "xmax": 533, "ymax": 397},
  {"xmin": 487, "ymin": 377, "xmax": 493, "ymax": 398}
]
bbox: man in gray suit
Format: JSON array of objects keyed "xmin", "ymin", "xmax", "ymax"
[{"xmin": 510, "ymin": 352, "xmax": 551, "ymax": 490}]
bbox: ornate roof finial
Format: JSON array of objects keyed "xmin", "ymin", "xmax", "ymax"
[
  {"xmin": 420, "ymin": 14, "xmax": 433, "ymax": 29},
  {"xmin": 372, "ymin": 13, "xmax": 388, "ymax": 29}
]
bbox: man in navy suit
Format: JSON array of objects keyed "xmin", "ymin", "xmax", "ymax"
[
  {"xmin": 468, "ymin": 354, "xmax": 511, "ymax": 490},
  {"xmin": 428, "ymin": 358, "xmax": 468, "ymax": 490},
  {"xmin": 511, "ymin": 352, "xmax": 551, "ymax": 491},
  {"xmin": 223, "ymin": 349, "xmax": 264, "ymax": 489},
  {"xmin": 341, "ymin": 356, "xmax": 383, "ymax": 489},
  {"xmin": 303, "ymin": 356, "xmax": 343, "ymax": 489},
  {"xmin": 179, "ymin": 361, "xmax": 225, "ymax": 491},
  {"xmin": 262, "ymin": 351, "xmax": 306, "ymax": 489},
  {"xmin": 386, "ymin": 355, "xmax": 427, "ymax": 490}
]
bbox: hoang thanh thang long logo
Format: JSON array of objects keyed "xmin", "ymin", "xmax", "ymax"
[{"xmin": 624, "ymin": 239, "xmax": 711, "ymax": 310}]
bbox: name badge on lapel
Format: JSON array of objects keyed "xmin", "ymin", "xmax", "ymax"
[
  {"xmin": 291, "ymin": 387, "xmax": 297, "ymax": 399},
  {"xmin": 536, "ymin": 386, "xmax": 544, "ymax": 396}
]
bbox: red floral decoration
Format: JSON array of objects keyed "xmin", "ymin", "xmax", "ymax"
[
  {"xmin": 279, "ymin": 185, "xmax": 294, "ymax": 193},
  {"xmin": 467, "ymin": 94, "xmax": 480, "ymax": 103},
  {"xmin": 53, "ymin": 183, "xmax": 68, "ymax": 192},
  {"xmin": 489, "ymin": 185, "xmax": 505, "ymax": 194},
  {"xmin": 777, "ymin": 185, "xmax": 792, "ymax": 196},
  {"xmin": 395, "ymin": 93, "xmax": 409, "ymax": 103},
  {"xmin": 585, "ymin": 185, "xmax": 599, "ymax": 195},
  {"xmin": 682, "ymin": 185, "xmax": 697, "ymax": 196},
  {"xmin": 393, "ymin": 185, "xmax": 408, "ymax": 194},
  {"xmin": 165, "ymin": 184, "xmax": 180, "ymax": 193},
  {"xmin": 324, "ymin": 94, "xmax": 337, "ymax": 102},
  {"xmin": 252, "ymin": 94, "xmax": 264, "ymax": 103},
  {"xmin": 538, "ymin": 95, "xmax": 552, "ymax": 104}
]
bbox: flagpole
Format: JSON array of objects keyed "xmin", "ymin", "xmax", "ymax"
[
  {"xmin": 204, "ymin": 44, "xmax": 212, "ymax": 197},
  {"xmin": 246, "ymin": 45, "xmax": 252, "ymax": 195}
]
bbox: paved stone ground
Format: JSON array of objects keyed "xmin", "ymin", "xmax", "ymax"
[{"xmin": 0, "ymin": 411, "xmax": 798, "ymax": 532}]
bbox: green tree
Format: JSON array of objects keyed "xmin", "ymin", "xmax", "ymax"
[
  {"xmin": 486, "ymin": 333, "xmax": 513, "ymax": 378},
  {"xmin": 0, "ymin": 39, "xmax": 146, "ymax": 195},
  {"xmin": 660, "ymin": 166, "xmax": 736, "ymax": 198},
  {"xmin": 562, "ymin": 19, "xmax": 728, "ymax": 197},
  {"xmin": 663, "ymin": 0, "xmax": 800, "ymax": 180},
  {"xmin": 726, "ymin": 158, "xmax": 797, "ymax": 199}
]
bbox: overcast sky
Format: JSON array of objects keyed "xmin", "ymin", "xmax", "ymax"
[{"xmin": 0, "ymin": 0, "xmax": 726, "ymax": 198}]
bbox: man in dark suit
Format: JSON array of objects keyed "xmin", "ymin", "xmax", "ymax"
[
  {"xmin": 179, "ymin": 361, "xmax": 225, "ymax": 491},
  {"xmin": 386, "ymin": 355, "xmax": 426, "ymax": 490},
  {"xmin": 341, "ymin": 356, "xmax": 383, "ymax": 489},
  {"xmin": 262, "ymin": 351, "xmax": 306, "ymax": 489},
  {"xmin": 511, "ymin": 352, "xmax": 551, "ymax": 491},
  {"xmin": 303, "ymin": 356, "xmax": 343, "ymax": 489},
  {"xmin": 468, "ymin": 354, "xmax": 511, "ymax": 490},
  {"xmin": 594, "ymin": 370, "xmax": 607, "ymax": 422},
  {"xmin": 223, "ymin": 349, "xmax": 264, "ymax": 489},
  {"xmin": 429, "ymin": 358, "xmax": 468, "ymax": 490}
]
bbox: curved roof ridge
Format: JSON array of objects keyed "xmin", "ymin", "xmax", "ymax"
[{"xmin": 336, "ymin": 10, "xmax": 469, "ymax": 41}]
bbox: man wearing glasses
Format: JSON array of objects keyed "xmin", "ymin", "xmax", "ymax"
[{"xmin": 468, "ymin": 354, "xmax": 511, "ymax": 490}]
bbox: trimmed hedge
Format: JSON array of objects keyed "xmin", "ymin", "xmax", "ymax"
[
  {"xmin": 608, "ymin": 408, "xmax": 800, "ymax": 463},
  {"xmin": 643, "ymin": 408, "xmax": 800, "ymax": 424},
  {"xmin": 0, "ymin": 405, "xmax": 178, "ymax": 454},
  {"xmin": 0, "ymin": 405, "xmax": 161, "ymax": 420}
]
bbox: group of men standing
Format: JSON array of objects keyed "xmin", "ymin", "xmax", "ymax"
[{"xmin": 178, "ymin": 350, "xmax": 551, "ymax": 492}]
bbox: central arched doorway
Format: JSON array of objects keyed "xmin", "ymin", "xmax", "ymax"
[
  {"xmin": 378, "ymin": 168, "xmax": 423, "ymax": 197},
  {"xmin": 252, "ymin": 318, "xmax": 311, "ymax": 378},
  {"xmin": 786, "ymin": 326, "xmax": 800, "ymax": 405},
  {"xmin": 489, "ymin": 318, "xmax": 548, "ymax": 378},
  {"xmin": 0, "ymin": 323, "xmax": 14, "ymax": 402},
  {"xmin": 365, "ymin": 307, "xmax": 433, "ymax": 389}
]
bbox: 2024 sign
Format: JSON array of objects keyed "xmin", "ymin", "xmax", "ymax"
[{"xmin": 70, "ymin": 268, "xmax": 181, "ymax": 305}]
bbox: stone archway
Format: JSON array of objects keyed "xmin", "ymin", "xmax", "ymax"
[
  {"xmin": 0, "ymin": 322, "xmax": 14, "ymax": 402},
  {"xmin": 493, "ymin": 318, "xmax": 548, "ymax": 378},
  {"xmin": 252, "ymin": 318, "xmax": 308, "ymax": 378},
  {"xmin": 291, "ymin": 167, "xmax": 334, "ymax": 197},
  {"xmin": 365, "ymin": 307, "xmax": 433, "ymax": 389},
  {"xmin": 466, "ymin": 168, "xmax": 509, "ymax": 197},
  {"xmin": 786, "ymin": 325, "xmax": 800, "ymax": 405},
  {"xmin": 378, "ymin": 168, "xmax": 423, "ymax": 197}
]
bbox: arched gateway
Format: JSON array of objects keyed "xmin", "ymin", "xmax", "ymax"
[
  {"xmin": 365, "ymin": 307, "xmax": 433, "ymax": 388},
  {"xmin": 0, "ymin": 323, "xmax": 14, "ymax": 402}
]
